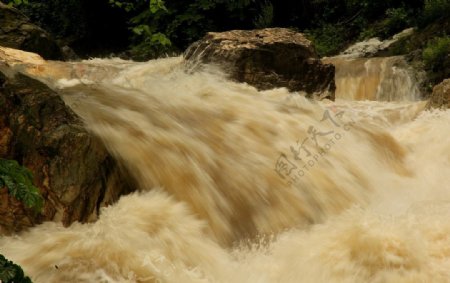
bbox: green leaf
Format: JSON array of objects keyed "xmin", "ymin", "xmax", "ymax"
[
  {"xmin": 0, "ymin": 266, "xmax": 17, "ymax": 281},
  {"xmin": 132, "ymin": 24, "xmax": 153, "ymax": 36},
  {"xmin": 149, "ymin": 0, "xmax": 167, "ymax": 13},
  {"xmin": 0, "ymin": 159, "xmax": 44, "ymax": 212},
  {"xmin": 7, "ymin": 0, "xmax": 28, "ymax": 7},
  {"xmin": 0, "ymin": 254, "xmax": 33, "ymax": 283},
  {"xmin": 151, "ymin": 32, "xmax": 171, "ymax": 46},
  {"xmin": 132, "ymin": 26, "xmax": 144, "ymax": 35}
]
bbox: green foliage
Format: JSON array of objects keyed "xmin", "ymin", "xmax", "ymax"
[
  {"xmin": 422, "ymin": 35, "xmax": 450, "ymax": 85},
  {"xmin": 149, "ymin": 0, "xmax": 167, "ymax": 13},
  {"xmin": 423, "ymin": 36, "xmax": 450, "ymax": 70},
  {"xmin": 0, "ymin": 254, "xmax": 32, "ymax": 283},
  {"xmin": 109, "ymin": 0, "xmax": 172, "ymax": 59},
  {"xmin": 358, "ymin": 27, "xmax": 378, "ymax": 40},
  {"xmin": 422, "ymin": 0, "xmax": 450, "ymax": 25},
  {"xmin": 253, "ymin": 1, "xmax": 273, "ymax": 29},
  {"xmin": 306, "ymin": 0, "xmax": 419, "ymax": 55},
  {"xmin": 383, "ymin": 7, "xmax": 411, "ymax": 36},
  {"xmin": 306, "ymin": 24, "xmax": 347, "ymax": 56},
  {"xmin": 6, "ymin": 0, "xmax": 28, "ymax": 7},
  {"xmin": 110, "ymin": 0, "xmax": 259, "ymax": 59},
  {"xmin": 0, "ymin": 159, "xmax": 43, "ymax": 212},
  {"xmin": 109, "ymin": 0, "xmax": 135, "ymax": 12},
  {"xmin": 8, "ymin": 0, "xmax": 447, "ymax": 59},
  {"xmin": 358, "ymin": 7, "xmax": 412, "ymax": 40},
  {"xmin": 388, "ymin": 36, "xmax": 413, "ymax": 55},
  {"xmin": 16, "ymin": 1, "xmax": 88, "ymax": 40}
]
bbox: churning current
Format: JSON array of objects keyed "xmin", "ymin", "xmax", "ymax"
[{"xmin": 1, "ymin": 53, "xmax": 450, "ymax": 283}]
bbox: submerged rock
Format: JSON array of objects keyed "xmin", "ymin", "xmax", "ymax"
[
  {"xmin": 184, "ymin": 28, "xmax": 336, "ymax": 100},
  {"xmin": 0, "ymin": 71, "xmax": 134, "ymax": 233},
  {"xmin": 427, "ymin": 78, "xmax": 450, "ymax": 109},
  {"xmin": 0, "ymin": 2, "xmax": 63, "ymax": 60}
]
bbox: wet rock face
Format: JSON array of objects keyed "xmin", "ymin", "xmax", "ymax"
[
  {"xmin": 0, "ymin": 2, "xmax": 63, "ymax": 60},
  {"xmin": 427, "ymin": 78, "xmax": 450, "ymax": 109},
  {"xmin": 0, "ymin": 72, "xmax": 134, "ymax": 233},
  {"xmin": 184, "ymin": 28, "xmax": 336, "ymax": 100}
]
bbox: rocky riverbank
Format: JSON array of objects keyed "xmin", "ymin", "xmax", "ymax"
[{"xmin": 0, "ymin": 62, "xmax": 134, "ymax": 234}]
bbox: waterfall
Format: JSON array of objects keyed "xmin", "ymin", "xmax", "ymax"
[
  {"xmin": 323, "ymin": 56, "xmax": 421, "ymax": 101},
  {"xmin": 321, "ymin": 28, "xmax": 422, "ymax": 102},
  {"xmin": 1, "ymin": 48, "xmax": 450, "ymax": 283}
]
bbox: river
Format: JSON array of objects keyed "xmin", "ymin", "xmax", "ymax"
[{"xmin": 1, "ymin": 50, "xmax": 450, "ymax": 282}]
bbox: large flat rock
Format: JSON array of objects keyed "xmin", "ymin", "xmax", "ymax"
[{"xmin": 184, "ymin": 28, "xmax": 336, "ymax": 100}]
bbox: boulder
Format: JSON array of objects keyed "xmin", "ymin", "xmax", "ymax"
[
  {"xmin": 427, "ymin": 78, "xmax": 450, "ymax": 109},
  {"xmin": 0, "ymin": 71, "xmax": 134, "ymax": 234},
  {"xmin": 184, "ymin": 28, "xmax": 336, "ymax": 100},
  {"xmin": 0, "ymin": 2, "xmax": 63, "ymax": 60}
]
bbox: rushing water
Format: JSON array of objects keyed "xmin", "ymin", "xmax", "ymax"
[
  {"xmin": 1, "ymin": 50, "xmax": 450, "ymax": 282},
  {"xmin": 323, "ymin": 56, "xmax": 421, "ymax": 101}
]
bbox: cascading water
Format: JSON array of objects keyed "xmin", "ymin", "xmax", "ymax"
[
  {"xmin": 322, "ymin": 56, "xmax": 422, "ymax": 101},
  {"xmin": 1, "ymin": 47, "xmax": 450, "ymax": 283},
  {"xmin": 322, "ymin": 28, "xmax": 422, "ymax": 102}
]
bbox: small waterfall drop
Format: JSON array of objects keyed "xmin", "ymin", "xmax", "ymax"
[
  {"xmin": 323, "ymin": 56, "xmax": 421, "ymax": 101},
  {"xmin": 322, "ymin": 28, "xmax": 421, "ymax": 102}
]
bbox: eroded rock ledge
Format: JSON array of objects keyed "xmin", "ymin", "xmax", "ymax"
[
  {"xmin": 0, "ymin": 71, "xmax": 134, "ymax": 233},
  {"xmin": 184, "ymin": 28, "xmax": 336, "ymax": 100}
]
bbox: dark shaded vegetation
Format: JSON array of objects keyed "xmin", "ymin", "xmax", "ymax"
[
  {"xmin": 304, "ymin": 0, "xmax": 448, "ymax": 57},
  {"xmin": 422, "ymin": 36, "xmax": 450, "ymax": 83},
  {"xmin": 371, "ymin": 0, "xmax": 450, "ymax": 89},
  {"xmin": 0, "ymin": 254, "xmax": 32, "ymax": 283},
  {"xmin": 5, "ymin": 0, "xmax": 446, "ymax": 59},
  {"xmin": 8, "ymin": 0, "xmax": 130, "ymax": 57}
]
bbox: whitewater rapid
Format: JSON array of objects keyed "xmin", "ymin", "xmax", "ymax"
[{"xmin": 1, "ymin": 54, "xmax": 450, "ymax": 283}]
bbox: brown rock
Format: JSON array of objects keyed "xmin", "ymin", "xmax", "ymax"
[
  {"xmin": 0, "ymin": 127, "xmax": 12, "ymax": 156},
  {"xmin": 427, "ymin": 78, "xmax": 450, "ymax": 109},
  {"xmin": 0, "ymin": 186, "xmax": 34, "ymax": 232},
  {"xmin": 0, "ymin": 71, "xmax": 135, "ymax": 233},
  {"xmin": 184, "ymin": 28, "xmax": 336, "ymax": 100},
  {"xmin": 0, "ymin": 2, "xmax": 63, "ymax": 60}
]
